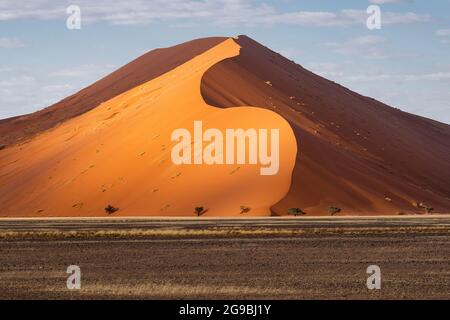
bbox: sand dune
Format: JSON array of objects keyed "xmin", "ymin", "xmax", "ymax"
[
  {"xmin": 0, "ymin": 35, "xmax": 449, "ymax": 217},
  {"xmin": 0, "ymin": 38, "xmax": 296, "ymax": 217},
  {"xmin": 201, "ymin": 36, "xmax": 450, "ymax": 215}
]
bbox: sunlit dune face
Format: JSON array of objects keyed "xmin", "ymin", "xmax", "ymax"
[{"xmin": 0, "ymin": 39, "xmax": 297, "ymax": 217}]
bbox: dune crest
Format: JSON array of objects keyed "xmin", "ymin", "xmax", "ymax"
[
  {"xmin": 0, "ymin": 38, "xmax": 297, "ymax": 217},
  {"xmin": 201, "ymin": 35, "xmax": 450, "ymax": 215}
]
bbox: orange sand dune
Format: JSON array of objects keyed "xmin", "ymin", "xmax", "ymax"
[
  {"xmin": 0, "ymin": 39, "xmax": 297, "ymax": 217},
  {"xmin": 0, "ymin": 35, "xmax": 449, "ymax": 217}
]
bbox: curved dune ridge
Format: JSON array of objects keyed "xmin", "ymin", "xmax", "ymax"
[
  {"xmin": 201, "ymin": 35, "xmax": 450, "ymax": 215},
  {"xmin": 0, "ymin": 38, "xmax": 297, "ymax": 217}
]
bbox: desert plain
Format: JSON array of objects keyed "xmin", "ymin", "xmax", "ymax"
[{"xmin": 0, "ymin": 216, "xmax": 449, "ymax": 299}]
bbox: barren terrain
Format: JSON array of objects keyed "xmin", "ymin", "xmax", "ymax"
[{"xmin": 1, "ymin": 217, "xmax": 449, "ymax": 299}]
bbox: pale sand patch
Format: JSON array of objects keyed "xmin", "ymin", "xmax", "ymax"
[{"xmin": 43, "ymin": 282, "xmax": 300, "ymax": 298}]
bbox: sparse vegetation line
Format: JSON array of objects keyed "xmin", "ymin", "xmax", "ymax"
[{"xmin": 0, "ymin": 225, "xmax": 449, "ymax": 240}]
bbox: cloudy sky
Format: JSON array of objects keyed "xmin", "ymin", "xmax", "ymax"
[{"xmin": 1, "ymin": 0, "xmax": 449, "ymax": 123}]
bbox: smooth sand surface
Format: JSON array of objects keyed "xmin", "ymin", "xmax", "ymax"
[{"xmin": 0, "ymin": 39, "xmax": 297, "ymax": 217}]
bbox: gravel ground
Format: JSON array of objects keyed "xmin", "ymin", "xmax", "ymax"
[{"xmin": 0, "ymin": 230, "xmax": 449, "ymax": 299}]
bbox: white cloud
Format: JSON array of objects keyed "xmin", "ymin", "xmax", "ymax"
[
  {"xmin": 0, "ymin": 64, "xmax": 115, "ymax": 119},
  {"xmin": 381, "ymin": 11, "xmax": 430, "ymax": 24},
  {"xmin": 0, "ymin": 37, "xmax": 25, "ymax": 48},
  {"xmin": 334, "ymin": 72, "xmax": 450, "ymax": 82},
  {"xmin": 325, "ymin": 36, "xmax": 387, "ymax": 59},
  {"xmin": 49, "ymin": 64, "xmax": 115, "ymax": 78},
  {"xmin": 435, "ymin": 29, "xmax": 450, "ymax": 44},
  {"xmin": 436, "ymin": 29, "xmax": 450, "ymax": 37},
  {"xmin": 342, "ymin": 8, "xmax": 430, "ymax": 25},
  {"xmin": 305, "ymin": 62, "xmax": 345, "ymax": 78},
  {"xmin": 369, "ymin": 0, "xmax": 412, "ymax": 4},
  {"xmin": 0, "ymin": 0, "xmax": 432, "ymax": 27},
  {"xmin": 277, "ymin": 48, "xmax": 303, "ymax": 60},
  {"xmin": 41, "ymin": 84, "xmax": 74, "ymax": 92}
]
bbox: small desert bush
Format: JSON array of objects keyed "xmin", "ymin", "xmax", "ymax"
[
  {"xmin": 240, "ymin": 206, "xmax": 251, "ymax": 214},
  {"xmin": 414, "ymin": 201, "xmax": 434, "ymax": 214},
  {"xmin": 328, "ymin": 206, "xmax": 342, "ymax": 216},
  {"xmin": 287, "ymin": 208, "xmax": 305, "ymax": 216},
  {"xmin": 195, "ymin": 207, "xmax": 205, "ymax": 217},
  {"xmin": 105, "ymin": 205, "xmax": 119, "ymax": 215}
]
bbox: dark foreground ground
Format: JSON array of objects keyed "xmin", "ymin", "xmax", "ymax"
[{"xmin": 0, "ymin": 217, "xmax": 449, "ymax": 299}]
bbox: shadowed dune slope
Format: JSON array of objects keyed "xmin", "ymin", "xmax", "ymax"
[
  {"xmin": 0, "ymin": 37, "xmax": 226, "ymax": 147},
  {"xmin": 201, "ymin": 35, "xmax": 450, "ymax": 215}
]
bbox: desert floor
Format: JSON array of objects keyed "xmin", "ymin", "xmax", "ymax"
[{"xmin": 0, "ymin": 216, "xmax": 449, "ymax": 299}]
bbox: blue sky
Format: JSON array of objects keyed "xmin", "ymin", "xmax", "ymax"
[{"xmin": 1, "ymin": 0, "xmax": 449, "ymax": 123}]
